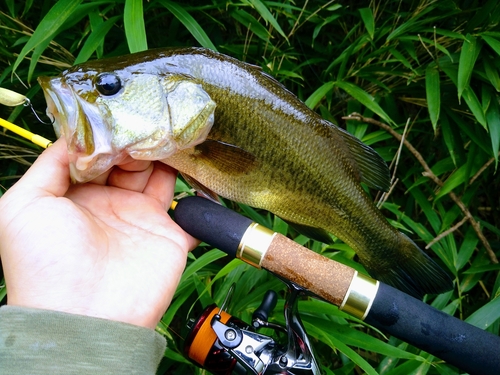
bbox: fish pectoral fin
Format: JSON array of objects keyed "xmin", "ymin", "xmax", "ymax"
[
  {"xmin": 336, "ymin": 125, "xmax": 391, "ymax": 192},
  {"xmin": 180, "ymin": 173, "xmax": 221, "ymax": 203},
  {"xmin": 194, "ymin": 140, "xmax": 259, "ymax": 175},
  {"xmin": 284, "ymin": 220, "xmax": 334, "ymax": 245}
]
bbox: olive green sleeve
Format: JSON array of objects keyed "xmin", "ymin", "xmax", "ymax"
[{"xmin": 0, "ymin": 305, "xmax": 166, "ymax": 375}]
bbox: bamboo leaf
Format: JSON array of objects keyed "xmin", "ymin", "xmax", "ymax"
[
  {"xmin": 158, "ymin": 0, "xmax": 217, "ymax": 51},
  {"xmin": 193, "ymin": 273, "xmax": 214, "ymax": 307},
  {"xmin": 445, "ymin": 108, "xmax": 492, "ymax": 155},
  {"xmin": 482, "ymin": 34, "xmax": 500, "ymax": 56},
  {"xmin": 163, "ymin": 348, "xmax": 192, "ymax": 365},
  {"xmin": 161, "ymin": 282, "xmax": 195, "ymax": 326},
  {"xmin": 326, "ymin": 34, "xmax": 364, "ymax": 74},
  {"xmin": 462, "ymin": 86, "xmax": 487, "ymax": 129},
  {"xmin": 336, "ymin": 41, "xmax": 358, "ymax": 81},
  {"xmin": 486, "ymin": 93, "xmax": 500, "ymax": 167},
  {"xmin": 408, "ymin": 187, "xmax": 441, "ymax": 233},
  {"xmin": 5, "ymin": 0, "xmax": 15, "ymax": 17},
  {"xmin": 335, "ymin": 81, "xmax": 394, "ymax": 125},
  {"xmin": 305, "ymin": 81, "xmax": 334, "ymax": 109},
  {"xmin": 359, "ymin": 8, "xmax": 375, "ymax": 40},
  {"xmin": 466, "ymin": 296, "xmax": 500, "ymax": 329},
  {"xmin": 430, "ymin": 28, "xmax": 467, "ymax": 40},
  {"xmin": 399, "ymin": 39, "xmax": 418, "ymax": 62},
  {"xmin": 21, "ymin": 0, "xmax": 35, "ymax": 18},
  {"xmin": 74, "ymin": 16, "xmax": 121, "ymax": 64},
  {"xmin": 426, "ymin": 65, "xmax": 441, "ymax": 132},
  {"xmin": 230, "ymin": 9, "xmax": 271, "ymax": 41},
  {"xmin": 435, "ymin": 164, "xmax": 470, "ymax": 201},
  {"xmin": 242, "ymin": 0, "xmax": 287, "ymax": 41},
  {"xmin": 466, "ymin": 0, "xmax": 499, "ymax": 32},
  {"xmin": 179, "ymin": 249, "xmax": 227, "ymax": 285},
  {"xmin": 0, "ymin": 281, "xmax": 5, "ymax": 305},
  {"xmin": 313, "ymin": 14, "xmax": 341, "ymax": 41},
  {"xmin": 124, "ymin": 0, "xmax": 148, "ymax": 53},
  {"xmin": 305, "ymin": 322, "xmax": 379, "ymax": 375},
  {"xmin": 272, "ymin": 215, "xmax": 288, "ymax": 235},
  {"xmin": 389, "ymin": 48, "xmax": 415, "ymax": 72},
  {"xmin": 457, "ymin": 34, "xmax": 481, "ymax": 101},
  {"xmin": 307, "ymin": 317, "xmax": 423, "ymax": 360},
  {"xmin": 386, "ymin": 7, "xmax": 441, "ymax": 41},
  {"xmin": 483, "ymin": 54, "xmax": 500, "ymax": 92},
  {"xmin": 482, "ymin": 83, "xmax": 492, "ymax": 113},
  {"xmin": 27, "ymin": 37, "xmax": 52, "ymax": 82},
  {"xmin": 237, "ymin": 203, "xmax": 272, "ymax": 227},
  {"xmin": 440, "ymin": 112, "xmax": 466, "ymax": 167},
  {"xmin": 382, "ymin": 359, "xmax": 423, "ymax": 375},
  {"xmin": 463, "ymin": 264, "xmax": 500, "ymax": 274},
  {"xmin": 457, "ymin": 226, "xmax": 480, "ymax": 271},
  {"xmin": 12, "ymin": 0, "xmax": 82, "ymax": 74},
  {"xmin": 231, "ymin": 271, "xmax": 282, "ymax": 313},
  {"xmin": 88, "ymin": 10, "xmax": 105, "ymax": 59},
  {"xmin": 400, "ymin": 35, "xmax": 453, "ymax": 61},
  {"xmin": 435, "ymin": 148, "xmax": 485, "ymax": 202}
]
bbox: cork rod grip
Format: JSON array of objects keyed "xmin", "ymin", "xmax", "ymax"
[{"xmin": 261, "ymin": 233, "xmax": 355, "ymax": 306}]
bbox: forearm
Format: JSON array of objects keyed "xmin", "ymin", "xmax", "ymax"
[{"xmin": 0, "ymin": 306, "xmax": 166, "ymax": 375}]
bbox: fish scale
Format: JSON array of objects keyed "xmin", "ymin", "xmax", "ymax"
[{"xmin": 38, "ymin": 47, "xmax": 453, "ymax": 298}]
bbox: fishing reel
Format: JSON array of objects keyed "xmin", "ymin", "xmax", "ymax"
[{"xmin": 184, "ymin": 282, "xmax": 320, "ymax": 375}]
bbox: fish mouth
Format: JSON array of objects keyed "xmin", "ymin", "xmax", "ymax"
[
  {"xmin": 38, "ymin": 76, "xmax": 76, "ymax": 140},
  {"xmin": 38, "ymin": 76, "xmax": 127, "ymax": 182}
]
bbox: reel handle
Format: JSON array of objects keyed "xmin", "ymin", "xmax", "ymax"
[{"xmin": 252, "ymin": 290, "xmax": 278, "ymax": 323}]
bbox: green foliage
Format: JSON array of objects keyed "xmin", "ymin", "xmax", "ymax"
[
  {"xmin": 124, "ymin": 0, "xmax": 148, "ymax": 52},
  {"xmin": 1, "ymin": 0, "xmax": 500, "ymax": 374}
]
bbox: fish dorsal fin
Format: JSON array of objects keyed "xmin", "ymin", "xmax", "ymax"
[
  {"xmin": 285, "ymin": 220, "xmax": 334, "ymax": 244},
  {"xmin": 195, "ymin": 139, "xmax": 259, "ymax": 174},
  {"xmin": 336, "ymin": 125, "xmax": 391, "ymax": 192},
  {"xmin": 180, "ymin": 173, "xmax": 221, "ymax": 203}
]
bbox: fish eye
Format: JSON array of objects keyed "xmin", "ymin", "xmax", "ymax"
[{"xmin": 95, "ymin": 73, "xmax": 121, "ymax": 96}]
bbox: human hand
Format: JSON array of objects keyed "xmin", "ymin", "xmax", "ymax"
[{"xmin": 0, "ymin": 139, "xmax": 198, "ymax": 329}]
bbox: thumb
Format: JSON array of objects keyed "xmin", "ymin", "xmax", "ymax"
[{"xmin": 15, "ymin": 138, "xmax": 71, "ymax": 197}]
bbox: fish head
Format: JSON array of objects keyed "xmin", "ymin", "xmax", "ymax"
[{"xmin": 38, "ymin": 63, "xmax": 216, "ymax": 182}]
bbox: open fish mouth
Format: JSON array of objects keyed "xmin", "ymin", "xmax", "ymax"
[
  {"xmin": 38, "ymin": 70, "xmax": 216, "ymax": 183},
  {"xmin": 38, "ymin": 76, "xmax": 76, "ymax": 140},
  {"xmin": 38, "ymin": 76, "xmax": 128, "ymax": 182}
]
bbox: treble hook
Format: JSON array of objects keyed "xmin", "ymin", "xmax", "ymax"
[{"xmin": 23, "ymin": 97, "xmax": 55, "ymax": 125}]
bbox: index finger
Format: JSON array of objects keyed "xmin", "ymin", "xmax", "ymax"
[
  {"xmin": 143, "ymin": 162, "xmax": 178, "ymax": 211},
  {"xmin": 10, "ymin": 138, "xmax": 70, "ymax": 198},
  {"xmin": 88, "ymin": 158, "xmax": 152, "ymax": 186}
]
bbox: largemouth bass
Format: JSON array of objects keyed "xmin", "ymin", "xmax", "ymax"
[{"xmin": 38, "ymin": 47, "xmax": 452, "ymax": 298}]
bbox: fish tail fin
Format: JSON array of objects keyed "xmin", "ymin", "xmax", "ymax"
[{"xmin": 366, "ymin": 233, "xmax": 454, "ymax": 299}]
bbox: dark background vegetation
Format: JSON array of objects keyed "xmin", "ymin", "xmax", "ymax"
[{"xmin": 1, "ymin": 1, "xmax": 500, "ymax": 374}]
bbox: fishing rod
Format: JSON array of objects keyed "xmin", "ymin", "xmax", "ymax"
[{"xmin": 173, "ymin": 196, "xmax": 500, "ymax": 375}]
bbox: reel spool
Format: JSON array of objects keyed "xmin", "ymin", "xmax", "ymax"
[
  {"xmin": 184, "ymin": 305, "xmax": 249, "ymax": 375},
  {"xmin": 183, "ymin": 288, "xmax": 319, "ymax": 375}
]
